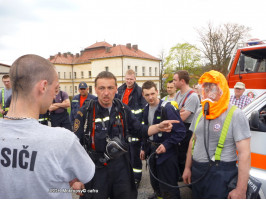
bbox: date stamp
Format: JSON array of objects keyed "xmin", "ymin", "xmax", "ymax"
[{"xmin": 49, "ymin": 188, "xmax": 98, "ymax": 193}]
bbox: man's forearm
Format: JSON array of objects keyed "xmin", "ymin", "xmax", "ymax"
[{"xmin": 236, "ymin": 151, "xmax": 250, "ymax": 193}]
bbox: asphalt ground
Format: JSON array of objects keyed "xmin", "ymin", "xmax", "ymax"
[{"xmin": 137, "ymin": 161, "xmax": 192, "ymax": 199}]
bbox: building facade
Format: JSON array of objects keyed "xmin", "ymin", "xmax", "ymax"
[{"xmin": 49, "ymin": 42, "xmax": 161, "ymax": 97}]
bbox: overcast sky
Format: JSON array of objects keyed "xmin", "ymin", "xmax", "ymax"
[{"xmin": 0, "ymin": 0, "xmax": 265, "ymax": 65}]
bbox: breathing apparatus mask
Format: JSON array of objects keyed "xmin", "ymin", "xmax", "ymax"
[
  {"xmin": 199, "ymin": 70, "xmax": 230, "ymax": 120},
  {"xmin": 101, "ymin": 137, "xmax": 128, "ymax": 163}
]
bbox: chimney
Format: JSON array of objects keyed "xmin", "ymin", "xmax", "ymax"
[
  {"xmin": 80, "ymin": 50, "xmax": 84, "ymax": 55},
  {"xmin": 58, "ymin": 52, "xmax": 61, "ymax": 56},
  {"xmin": 132, "ymin": 44, "xmax": 138, "ymax": 51},
  {"xmin": 63, "ymin": 53, "xmax": 67, "ymax": 57},
  {"xmin": 126, "ymin": 43, "xmax": 131, "ymax": 49},
  {"xmin": 50, "ymin": 56, "xmax": 55, "ymax": 60},
  {"xmin": 76, "ymin": 53, "xmax": 80, "ymax": 57},
  {"xmin": 105, "ymin": 47, "xmax": 111, "ymax": 53},
  {"xmin": 113, "ymin": 44, "xmax": 116, "ymax": 47}
]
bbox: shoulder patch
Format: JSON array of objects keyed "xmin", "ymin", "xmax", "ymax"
[
  {"xmin": 77, "ymin": 111, "xmax": 83, "ymax": 117},
  {"xmin": 73, "ymin": 119, "xmax": 81, "ymax": 132}
]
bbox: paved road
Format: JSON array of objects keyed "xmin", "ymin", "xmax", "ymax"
[{"xmin": 137, "ymin": 161, "xmax": 192, "ymax": 199}]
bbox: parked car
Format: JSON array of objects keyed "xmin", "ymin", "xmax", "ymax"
[{"xmin": 242, "ymin": 92, "xmax": 266, "ymax": 198}]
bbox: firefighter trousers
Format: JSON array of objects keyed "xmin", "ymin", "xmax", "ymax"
[
  {"xmin": 129, "ymin": 141, "xmax": 142, "ymax": 181},
  {"xmin": 81, "ymin": 154, "xmax": 137, "ymax": 199},
  {"xmin": 191, "ymin": 160, "xmax": 238, "ymax": 199}
]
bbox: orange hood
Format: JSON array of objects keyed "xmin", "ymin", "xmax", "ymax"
[{"xmin": 198, "ymin": 70, "xmax": 230, "ymax": 119}]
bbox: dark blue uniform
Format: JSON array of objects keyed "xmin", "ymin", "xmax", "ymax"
[
  {"xmin": 142, "ymin": 100, "xmax": 186, "ymax": 198},
  {"xmin": 74, "ymin": 99, "xmax": 150, "ymax": 199},
  {"xmin": 117, "ymin": 82, "xmax": 147, "ymax": 183},
  {"xmin": 70, "ymin": 94, "xmax": 96, "ymax": 126}
]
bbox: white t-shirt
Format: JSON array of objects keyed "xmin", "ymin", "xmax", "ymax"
[{"xmin": 0, "ymin": 118, "xmax": 95, "ymax": 199}]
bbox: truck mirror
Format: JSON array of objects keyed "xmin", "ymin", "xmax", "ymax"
[{"xmin": 240, "ymin": 54, "xmax": 245, "ymax": 71}]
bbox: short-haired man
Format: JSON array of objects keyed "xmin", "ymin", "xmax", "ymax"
[
  {"xmin": 74, "ymin": 71, "xmax": 179, "ymax": 199},
  {"xmin": 0, "ymin": 54, "xmax": 95, "ymax": 198},
  {"xmin": 0, "ymin": 74, "xmax": 12, "ymax": 116},
  {"xmin": 173, "ymin": 70, "xmax": 200, "ymax": 179},
  {"xmin": 70, "ymin": 82, "xmax": 95, "ymax": 127},
  {"xmin": 117, "ymin": 69, "xmax": 147, "ymax": 187},
  {"xmin": 183, "ymin": 70, "xmax": 250, "ymax": 198},
  {"xmin": 49, "ymin": 86, "xmax": 72, "ymax": 130},
  {"xmin": 161, "ymin": 80, "xmax": 177, "ymax": 102},
  {"xmin": 140, "ymin": 81, "xmax": 186, "ymax": 199},
  {"xmin": 230, "ymin": 82, "xmax": 252, "ymax": 109}
]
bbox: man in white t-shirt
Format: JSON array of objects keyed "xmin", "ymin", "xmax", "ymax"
[{"xmin": 0, "ymin": 54, "xmax": 95, "ymax": 198}]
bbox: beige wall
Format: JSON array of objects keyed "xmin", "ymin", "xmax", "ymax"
[{"xmin": 54, "ymin": 57, "xmax": 160, "ymax": 97}]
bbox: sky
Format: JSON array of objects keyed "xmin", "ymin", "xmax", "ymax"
[{"xmin": 0, "ymin": 0, "xmax": 266, "ymax": 65}]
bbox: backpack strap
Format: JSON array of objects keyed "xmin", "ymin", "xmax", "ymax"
[
  {"xmin": 192, "ymin": 111, "xmax": 203, "ymax": 155},
  {"xmin": 214, "ymin": 105, "xmax": 238, "ymax": 161}
]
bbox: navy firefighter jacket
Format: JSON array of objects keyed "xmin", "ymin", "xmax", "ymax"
[
  {"xmin": 117, "ymin": 82, "xmax": 147, "ymax": 122},
  {"xmin": 73, "ymin": 98, "xmax": 150, "ymax": 153},
  {"xmin": 70, "ymin": 94, "xmax": 96, "ymax": 126},
  {"xmin": 142, "ymin": 100, "xmax": 186, "ymax": 165}
]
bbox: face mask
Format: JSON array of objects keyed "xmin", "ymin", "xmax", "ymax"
[{"xmin": 198, "ymin": 70, "xmax": 230, "ymax": 120}]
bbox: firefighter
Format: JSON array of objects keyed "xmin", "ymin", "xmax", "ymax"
[
  {"xmin": 140, "ymin": 81, "xmax": 186, "ymax": 199},
  {"xmin": 74, "ymin": 71, "xmax": 179, "ymax": 199},
  {"xmin": 182, "ymin": 70, "xmax": 251, "ymax": 198},
  {"xmin": 0, "ymin": 74, "xmax": 12, "ymax": 117},
  {"xmin": 117, "ymin": 69, "xmax": 147, "ymax": 188},
  {"xmin": 70, "ymin": 82, "xmax": 96, "ymax": 127}
]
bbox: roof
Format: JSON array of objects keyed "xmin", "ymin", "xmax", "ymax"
[
  {"xmin": 0, "ymin": 63, "xmax": 11, "ymax": 68},
  {"xmin": 49, "ymin": 42, "xmax": 160, "ymax": 64}
]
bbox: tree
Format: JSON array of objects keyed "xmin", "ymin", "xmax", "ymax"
[
  {"xmin": 165, "ymin": 43, "xmax": 202, "ymax": 70},
  {"xmin": 163, "ymin": 43, "xmax": 203, "ymax": 88},
  {"xmin": 197, "ymin": 22, "xmax": 251, "ymax": 75}
]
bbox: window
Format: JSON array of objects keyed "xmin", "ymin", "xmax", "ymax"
[
  {"xmin": 155, "ymin": 67, "xmax": 158, "ymax": 76},
  {"xmin": 64, "ymin": 86, "xmax": 67, "ymax": 92},
  {"xmin": 128, "ymin": 65, "xmax": 130, "ymax": 70},
  {"xmin": 88, "ymin": 71, "xmax": 91, "ymax": 78},
  {"xmin": 89, "ymin": 86, "xmax": 92, "ymax": 94},
  {"xmin": 149, "ymin": 67, "xmax": 152, "ymax": 76},
  {"xmin": 75, "ymin": 86, "xmax": 77, "ymax": 94},
  {"xmin": 58, "ymin": 72, "xmax": 60, "ymax": 79},
  {"xmin": 64, "ymin": 72, "xmax": 66, "ymax": 79},
  {"xmin": 81, "ymin": 71, "xmax": 84, "ymax": 78},
  {"xmin": 135, "ymin": 66, "xmax": 138, "ymax": 76},
  {"xmin": 105, "ymin": 66, "xmax": 109, "ymax": 72},
  {"xmin": 69, "ymin": 72, "xmax": 72, "ymax": 79},
  {"xmin": 74, "ymin": 72, "xmax": 77, "ymax": 79},
  {"xmin": 142, "ymin": 66, "xmax": 145, "ymax": 76}
]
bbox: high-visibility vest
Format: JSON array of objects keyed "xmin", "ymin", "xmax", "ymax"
[
  {"xmin": 192, "ymin": 105, "xmax": 238, "ymax": 161},
  {"xmin": 1, "ymin": 88, "xmax": 9, "ymax": 111}
]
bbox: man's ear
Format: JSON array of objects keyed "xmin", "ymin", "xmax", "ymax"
[{"xmin": 39, "ymin": 80, "xmax": 48, "ymax": 93}]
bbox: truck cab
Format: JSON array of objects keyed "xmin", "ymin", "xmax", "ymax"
[
  {"xmin": 242, "ymin": 92, "xmax": 266, "ymax": 198},
  {"xmin": 227, "ymin": 39, "xmax": 266, "ymax": 99}
]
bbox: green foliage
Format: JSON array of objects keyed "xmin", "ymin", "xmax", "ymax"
[
  {"xmin": 162, "ymin": 43, "xmax": 204, "ymax": 90},
  {"xmin": 165, "ymin": 43, "xmax": 202, "ymax": 70}
]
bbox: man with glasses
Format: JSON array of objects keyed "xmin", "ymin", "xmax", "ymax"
[{"xmin": 70, "ymin": 82, "xmax": 96, "ymax": 127}]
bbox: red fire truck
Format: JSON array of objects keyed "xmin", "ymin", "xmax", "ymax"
[{"xmin": 227, "ymin": 39, "xmax": 266, "ymax": 99}]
